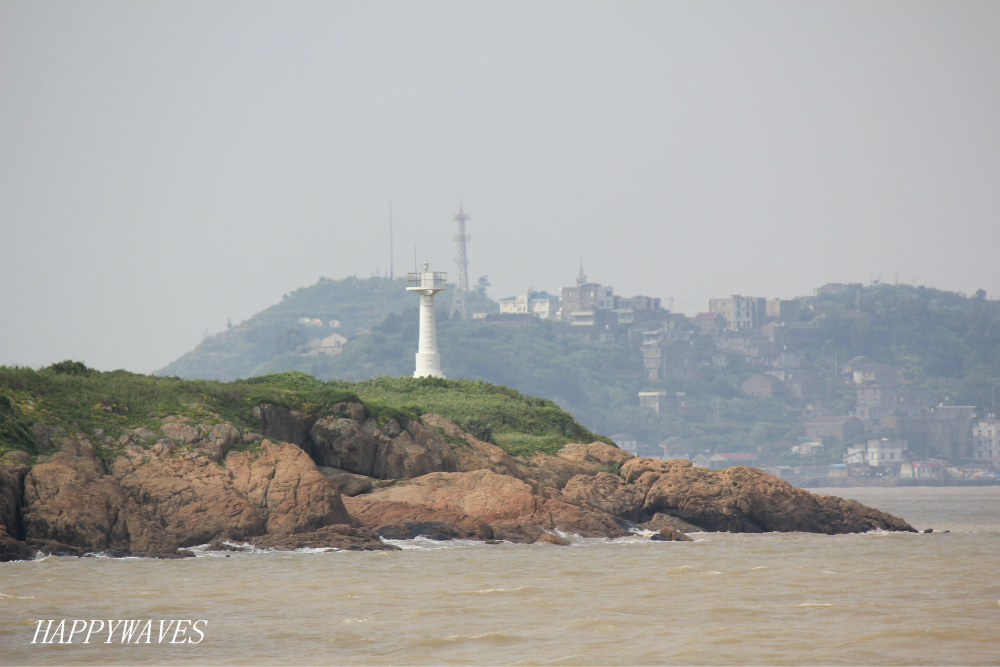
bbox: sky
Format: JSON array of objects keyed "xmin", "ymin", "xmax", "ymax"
[{"xmin": 2, "ymin": 0, "xmax": 999, "ymax": 373}]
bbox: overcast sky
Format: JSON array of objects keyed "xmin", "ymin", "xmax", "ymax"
[{"xmin": 2, "ymin": 0, "xmax": 999, "ymax": 373}]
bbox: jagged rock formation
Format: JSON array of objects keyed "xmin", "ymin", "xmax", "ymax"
[{"xmin": 0, "ymin": 404, "xmax": 915, "ymax": 560}]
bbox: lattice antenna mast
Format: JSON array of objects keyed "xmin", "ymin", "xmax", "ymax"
[
  {"xmin": 449, "ymin": 204, "xmax": 471, "ymax": 319},
  {"xmin": 576, "ymin": 255, "xmax": 588, "ymax": 286}
]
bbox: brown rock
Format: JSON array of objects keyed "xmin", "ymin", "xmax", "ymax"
[
  {"xmin": 161, "ymin": 422, "xmax": 201, "ymax": 444},
  {"xmin": 534, "ymin": 532, "xmax": 571, "ymax": 546},
  {"xmin": 202, "ymin": 423, "xmax": 240, "ymax": 461},
  {"xmin": 640, "ymin": 512, "xmax": 703, "ymax": 534},
  {"xmin": 562, "ymin": 472, "xmax": 643, "ymax": 521},
  {"xmin": 627, "ymin": 457, "xmax": 915, "ymax": 534},
  {"xmin": 317, "ymin": 467, "xmax": 373, "ymax": 497},
  {"xmin": 332, "ymin": 401, "xmax": 366, "ymax": 423},
  {"xmin": 372, "ymin": 420, "xmax": 459, "ymax": 479},
  {"xmin": 0, "ymin": 462, "xmax": 33, "ymax": 561},
  {"xmin": 250, "ymin": 525, "xmax": 399, "ymax": 551},
  {"xmin": 344, "ymin": 469, "xmax": 628, "ymax": 543},
  {"xmin": 558, "ymin": 441, "xmax": 633, "ymax": 467},
  {"xmin": 258, "ymin": 403, "xmax": 316, "ymax": 449},
  {"xmin": 226, "ymin": 440, "xmax": 353, "ymax": 535},
  {"xmin": 22, "ymin": 448, "xmax": 134, "ymax": 551},
  {"xmin": 651, "ymin": 526, "xmax": 693, "ymax": 542},
  {"xmin": 310, "ymin": 417, "xmax": 383, "ymax": 475},
  {"xmin": 4, "ymin": 450, "xmax": 30, "ymax": 464},
  {"xmin": 421, "ymin": 414, "xmax": 525, "ymax": 479},
  {"xmin": 519, "ymin": 453, "xmax": 596, "ymax": 490}
]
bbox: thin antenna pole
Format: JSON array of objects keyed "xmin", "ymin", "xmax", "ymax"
[{"xmin": 389, "ymin": 203, "xmax": 394, "ymax": 281}]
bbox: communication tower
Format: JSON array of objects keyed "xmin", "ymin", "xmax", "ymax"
[
  {"xmin": 449, "ymin": 205, "xmax": 471, "ymax": 319},
  {"xmin": 407, "ymin": 261, "xmax": 448, "ymax": 378}
]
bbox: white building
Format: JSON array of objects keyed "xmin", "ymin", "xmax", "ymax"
[
  {"xmin": 973, "ymin": 417, "xmax": 1000, "ymax": 465},
  {"xmin": 406, "ymin": 262, "xmax": 448, "ymax": 378},
  {"xmin": 846, "ymin": 438, "xmax": 909, "ymax": 467},
  {"xmin": 498, "ymin": 289, "xmax": 561, "ymax": 319}
]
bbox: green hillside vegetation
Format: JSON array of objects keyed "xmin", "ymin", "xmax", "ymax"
[
  {"xmin": 0, "ymin": 363, "xmax": 605, "ymax": 461},
  {"xmin": 156, "ymin": 276, "xmax": 497, "ymax": 381}
]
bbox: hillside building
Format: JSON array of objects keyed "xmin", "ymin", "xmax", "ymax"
[{"xmin": 708, "ymin": 295, "xmax": 767, "ymax": 330}]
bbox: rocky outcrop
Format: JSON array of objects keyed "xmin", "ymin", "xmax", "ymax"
[
  {"xmin": 344, "ymin": 469, "xmax": 630, "ymax": 544},
  {"xmin": 0, "ymin": 462, "xmax": 32, "ymax": 561},
  {"xmin": 257, "ymin": 404, "xmax": 318, "ymax": 454},
  {"xmin": 618, "ymin": 458, "xmax": 915, "ymax": 533},
  {"xmin": 15, "ymin": 431, "xmax": 365, "ymax": 557}
]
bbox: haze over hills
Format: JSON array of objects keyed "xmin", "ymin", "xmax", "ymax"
[{"xmin": 156, "ymin": 276, "xmax": 1000, "ymax": 470}]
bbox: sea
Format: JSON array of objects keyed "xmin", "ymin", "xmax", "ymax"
[{"xmin": 1, "ymin": 486, "xmax": 998, "ymax": 666}]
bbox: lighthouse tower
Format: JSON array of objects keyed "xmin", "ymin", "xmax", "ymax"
[{"xmin": 407, "ymin": 261, "xmax": 448, "ymax": 378}]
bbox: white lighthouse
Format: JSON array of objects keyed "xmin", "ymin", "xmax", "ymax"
[{"xmin": 407, "ymin": 261, "xmax": 448, "ymax": 378}]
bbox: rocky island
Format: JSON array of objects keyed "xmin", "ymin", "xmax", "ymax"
[{"xmin": 0, "ymin": 365, "xmax": 914, "ymax": 561}]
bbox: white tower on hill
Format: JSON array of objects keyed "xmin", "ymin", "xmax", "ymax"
[{"xmin": 407, "ymin": 261, "xmax": 448, "ymax": 378}]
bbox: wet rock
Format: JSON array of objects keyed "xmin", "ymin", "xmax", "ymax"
[
  {"xmin": 534, "ymin": 532, "xmax": 571, "ymax": 546},
  {"xmin": 650, "ymin": 526, "xmax": 693, "ymax": 542},
  {"xmin": 375, "ymin": 521, "xmax": 469, "ymax": 541},
  {"xmin": 922, "ymin": 528, "xmax": 933, "ymax": 533},
  {"xmin": 640, "ymin": 513, "xmax": 703, "ymax": 534},
  {"xmin": 250, "ymin": 525, "xmax": 399, "ymax": 551},
  {"xmin": 205, "ymin": 539, "xmax": 248, "ymax": 552}
]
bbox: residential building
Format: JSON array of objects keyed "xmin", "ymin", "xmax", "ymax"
[
  {"xmin": 973, "ymin": 417, "xmax": 1000, "ymax": 465},
  {"xmin": 693, "ymin": 312, "xmax": 727, "ymax": 336},
  {"xmin": 708, "ymin": 295, "xmax": 767, "ymax": 330},
  {"xmin": 642, "ymin": 337, "xmax": 697, "ymax": 379},
  {"xmin": 765, "ymin": 370, "xmax": 822, "ymax": 401},
  {"xmin": 742, "ymin": 374, "xmax": 789, "ymax": 399},
  {"xmin": 805, "ymin": 416, "xmax": 865, "ymax": 444},
  {"xmin": 638, "ymin": 391, "xmax": 679, "ymax": 415},
  {"xmin": 482, "ymin": 313, "xmax": 537, "ymax": 327},
  {"xmin": 792, "ymin": 441, "xmax": 824, "ymax": 455},
  {"xmin": 305, "ymin": 333, "xmax": 348, "ymax": 356},
  {"xmin": 610, "ymin": 434, "xmax": 638, "ymax": 456},
  {"xmin": 692, "ymin": 454, "xmax": 711, "ymax": 468},
  {"xmin": 846, "ymin": 438, "xmax": 908, "ymax": 468},
  {"xmin": 765, "ymin": 299, "xmax": 799, "ymax": 323},
  {"xmin": 499, "ymin": 289, "xmax": 561, "ymax": 319},
  {"xmin": 900, "ymin": 461, "xmax": 943, "ymax": 479},
  {"xmin": 561, "ymin": 283, "xmax": 614, "ymax": 321}
]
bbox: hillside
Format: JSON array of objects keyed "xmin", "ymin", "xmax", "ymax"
[
  {"xmin": 153, "ymin": 277, "xmax": 1000, "ymax": 466},
  {"xmin": 156, "ymin": 276, "xmax": 497, "ymax": 380},
  {"xmin": 0, "ymin": 363, "xmax": 606, "ymax": 461}
]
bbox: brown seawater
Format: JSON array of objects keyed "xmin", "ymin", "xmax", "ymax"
[{"xmin": 1, "ymin": 487, "xmax": 998, "ymax": 665}]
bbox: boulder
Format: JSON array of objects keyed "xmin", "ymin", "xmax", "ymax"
[
  {"xmin": 161, "ymin": 422, "xmax": 201, "ymax": 444},
  {"xmin": 640, "ymin": 512, "xmax": 703, "ymax": 534},
  {"xmin": 309, "ymin": 417, "xmax": 383, "ymax": 475},
  {"xmin": 650, "ymin": 526, "xmax": 693, "ymax": 542},
  {"xmin": 558, "ymin": 442, "xmax": 633, "ymax": 468},
  {"xmin": 421, "ymin": 414, "xmax": 525, "ymax": 479},
  {"xmin": 201, "ymin": 423, "xmax": 240, "ymax": 461},
  {"xmin": 372, "ymin": 420, "xmax": 459, "ymax": 479},
  {"xmin": 534, "ymin": 532, "xmax": 571, "ymax": 546},
  {"xmin": 317, "ymin": 467, "xmax": 373, "ymax": 497},
  {"xmin": 0, "ymin": 462, "xmax": 33, "ymax": 561},
  {"xmin": 344, "ymin": 469, "xmax": 629, "ymax": 543},
  {"xmin": 375, "ymin": 521, "xmax": 473, "ymax": 541},
  {"xmin": 332, "ymin": 401, "xmax": 366, "ymax": 422}
]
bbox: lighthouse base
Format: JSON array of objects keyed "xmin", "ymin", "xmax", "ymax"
[{"xmin": 414, "ymin": 352, "xmax": 445, "ymax": 379}]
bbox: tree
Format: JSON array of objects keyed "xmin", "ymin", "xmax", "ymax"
[{"xmin": 475, "ymin": 275, "xmax": 490, "ymax": 296}]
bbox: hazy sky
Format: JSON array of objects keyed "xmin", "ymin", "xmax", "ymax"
[{"xmin": 3, "ymin": 0, "xmax": 999, "ymax": 373}]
